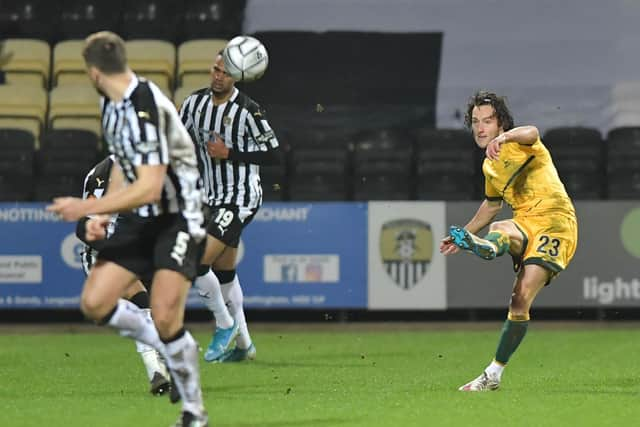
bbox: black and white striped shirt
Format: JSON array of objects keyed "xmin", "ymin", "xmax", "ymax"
[
  {"xmin": 179, "ymin": 87, "xmax": 279, "ymax": 209},
  {"xmin": 100, "ymin": 75, "xmax": 205, "ymax": 238}
]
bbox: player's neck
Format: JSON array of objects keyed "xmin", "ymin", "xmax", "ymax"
[
  {"xmin": 103, "ymin": 70, "xmax": 135, "ymax": 103},
  {"xmin": 211, "ymin": 87, "xmax": 234, "ymax": 105}
]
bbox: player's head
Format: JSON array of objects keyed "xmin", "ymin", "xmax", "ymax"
[
  {"xmin": 465, "ymin": 91, "xmax": 514, "ymax": 148},
  {"xmin": 210, "ymin": 50, "xmax": 235, "ymax": 97},
  {"xmin": 83, "ymin": 31, "xmax": 128, "ymax": 95}
]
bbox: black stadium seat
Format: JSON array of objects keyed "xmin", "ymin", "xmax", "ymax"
[
  {"xmin": 606, "ymin": 127, "xmax": 640, "ymax": 199},
  {"xmin": 39, "ymin": 128, "xmax": 99, "ymax": 151},
  {"xmin": 0, "ymin": 0, "xmax": 58, "ymax": 41},
  {"xmin": 57, "ymin": 0, "xmax": 124, "ymax": 42},
  {"xmin": 288, "ymin": 147, "xmax": 349, "ymax": 201},
  {"xmin": 120, "ymin": 0, "xmax": 179, "ymax": 42},
  {"xmin": 180, "ymin": 0, "xmax": 246, "ymax": 41},
  {"xmin": 542, "ymin": 127, "xmax": 605, "ymax": 199}
]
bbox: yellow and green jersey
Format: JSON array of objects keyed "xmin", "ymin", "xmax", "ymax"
[{"xmin": 483, "ymin": 138, "xmax": 576, "ymax": 220}]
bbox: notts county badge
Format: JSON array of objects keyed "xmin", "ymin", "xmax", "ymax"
[{"xmin": 380, "ymin": 219, "xmax": 433, "ymax": 290}]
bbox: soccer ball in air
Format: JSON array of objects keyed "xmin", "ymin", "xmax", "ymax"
[{"xmin": 222, "ymin": 35, "xmax": 269, "ymax": 82}]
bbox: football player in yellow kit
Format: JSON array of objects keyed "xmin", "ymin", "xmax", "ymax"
[{"xmin": 440, "ymin": 91, "xmax": 578, "ymax": 391}]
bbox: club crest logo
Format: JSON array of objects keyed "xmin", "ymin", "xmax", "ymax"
[{"xmin": 379, "ymin": 219, "xmax": 432, "ymax": 289}]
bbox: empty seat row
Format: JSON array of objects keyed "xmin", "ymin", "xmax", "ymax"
[
  {"xmin": 0, "ymin": 79, "xmax": 211, "ymax": 144},
  {"xmin": 1, "ymin": 0, "xmax": 246, "ymax": 43},
  {"xmin": 2, "ymin": 125, "xmax": 640, "ymax": 201},
  {"xmin": 1, "ymin": 38, "xmax": 226, "ymax": 90}
]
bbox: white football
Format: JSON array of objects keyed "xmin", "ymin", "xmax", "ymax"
[{"xmin": 222, "ymin": 35, "xmax": 269, "ymax": 82}]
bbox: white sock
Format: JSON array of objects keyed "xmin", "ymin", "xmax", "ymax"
[
  {"xmin": 164, "ymin": 330, "xmax": 205, "ymax": 417},
  {"xmin": 107, "ymin": 299, "xmax": 164, "ymax": 351},
  {"xmin": 485, "ymin": 360, "xmax": 505, "ymax": 380},
  {"xmin": 135, "ymin": 309, "xmax": 169, "ymax": 381},
  {"xmin": 221, "ymin": 274, "xmax": 252, "ymax": 349},
  {"xmin": 194, "ymin": 270, "xmax": 234, "ymax": 329}
]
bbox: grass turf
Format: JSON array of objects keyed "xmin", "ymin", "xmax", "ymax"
[{"xmin": 0, "ymin": 324, "xmax": 638, "ymax": 426}]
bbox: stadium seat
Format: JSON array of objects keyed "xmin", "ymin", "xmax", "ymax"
[
  {"xmin": 180, "ymin": 0, "xmax": 246, "ymax": 41},
  {"xmin": 415, "ymin": 152, "xmax": 477, "ymax": 201},
  {"xmin": 543, "ymin": 127, "xmax": 605, "ymax": 199},
  {"xmin": 351, "ymin": 135, "xmax": 413, "ymax": 200},
  {"xmin": 352, "ymin": 167, "xmax": 411, "ymax": 201},
  {"xmin": 40, "ymin": 129, "xmax": 100, "ymax": 151},
  {"xmin": 0, "ymin": 39, "xmax": 51, "ymax": 87},
  {"xmin": 607, "ymin": 167, "xmax": 640, "ymax": 200},
  {"xmin": 0, "ymin": 84, "xmax": 47, "ymax": 142},
  {"xmin": 0, "ymin": 128, "xmax": 36, "ymax": 150},
  {"xmin": 260, "ymin": 162, "xmax": 287, "ymax": 201},
  {"xmin": 121, "ymin": 0, "xmax": 179, "ymax": 42},
  {"xmin": 0, "ymin": 132, "xmax": 35, "ymax": 177},
  {"xmin": 37, "ymin": 149, "xmax": 99, "ymax": 178},
  {"xmin": 288, "ymin": 148, "xmax": 348, "ymax": 201},
  {"xmin": 174, "ymin": 85, "xmax": 205, "ymax": 110},
  {"xmin": 57, "ymin": 0, "xmax": 124, "ymax": 42},
  {"xmin": 605, "ymin": 127, "xmax": 640, "ymax": 199},
  {"xmin": 0, "ymin": 175, "xmax": 34, "ymax": 201},
  {"xmin": 53, "ymin": 40, "xmax": 87, "ymax": 86},
  {"xmin": 126, "ymin": 40, "xmax": 176, "ymax": 91},
  {"xmin": 48, "ymin": 84, "xmax": 101, "ymax": 136},
  {"xmin": 33, "ymin": 175, "xmax": 84, "ymax": 201},
  {"xmin": 0, "ymin": 0, "xmax": 57, "ymax": 41},
  {"xmin": 607, "ymin": 126, "xmax": 640, "ymax": 155},
  {"xmin": 411, "ymin": 128, "xmax": 479, "ymax": 200},
  {"xmin": 177, "ymin": 39, "xmax": 227, "ymax": 87},
  {"xmin": 0, "ymin": 129, "xmax": 36, "ymax": 201}
]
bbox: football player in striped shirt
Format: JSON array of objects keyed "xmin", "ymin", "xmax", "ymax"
[
  {"xmin": 179, "ymin": 50, "xmax": 281, "ymax": 362},
  {"xmin": 77, "ymin": 155, "xmax": 170, "ymax": 396},
  {"xmin": 48, "ymin": 31, "xmax": 209, "ymax": 427}
]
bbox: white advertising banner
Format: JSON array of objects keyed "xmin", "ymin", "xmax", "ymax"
[{"xmin": 368, "ymin": 202, "xmax": 447, "ymax": 309}]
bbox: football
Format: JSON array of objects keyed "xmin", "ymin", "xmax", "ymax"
[{"xmin": 222, "ymin": 35, "xmax": 269, "ymax": 82}]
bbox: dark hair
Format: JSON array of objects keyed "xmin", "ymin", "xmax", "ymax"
[
  {"xmin": 464, "ymin": 91, "xmax": 514, "ymax": 131},
  {"xmin": 82, "ymin": 31, "xmax": 127, "ymax": 74}
]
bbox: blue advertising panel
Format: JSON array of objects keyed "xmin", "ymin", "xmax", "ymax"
[
  {"xmin": 0, "ymin": 203, "xmax": 85, "ymax": 309},
  {"xmin": 188, "ymin": 202, "xmax": 368, "ymax": 309}
]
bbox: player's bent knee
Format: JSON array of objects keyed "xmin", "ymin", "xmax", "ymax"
[{"xmin": 80, "ymin": 293, "xmax": 108, "ymax": 321}]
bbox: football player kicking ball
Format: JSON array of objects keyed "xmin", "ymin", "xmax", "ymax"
[
  {"xmin": 440, "ymin": 91, "xmax": 578, "ymax": 391},
  {"xmin": 77, "ymin": 155, "xmax": 170, "ymax": 395}
]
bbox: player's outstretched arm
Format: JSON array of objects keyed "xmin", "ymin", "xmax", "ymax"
[{"xmin": 486, "ymin": 126, "xmax": 539, "ymax": 160}]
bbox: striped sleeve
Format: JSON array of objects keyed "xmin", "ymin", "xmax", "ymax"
[{"xmin": 246, "ymin": 106, "xmax": 279, "ymax": 151}]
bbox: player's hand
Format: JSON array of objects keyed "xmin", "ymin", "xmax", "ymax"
[
  {"xmin": 486, "ymin": 135, "xmax": 503, "ymax": 160},
  {"xmin": 206, "ymin": 134, "xmax": 230, "ymax": 159},
  {"xmin": 439, "ymin": 235, "xmax": 460, "ymax": 256},
  {"xmin": 86, "ymin": 215, "xmax": 110, "ymax": 241},
  {"xmin": 46, "ymin": 197, "xmax": 87, "ymax": 221}
]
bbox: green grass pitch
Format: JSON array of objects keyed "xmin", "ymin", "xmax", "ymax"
[{"xmin": 0, "ymin": 323, "xmax": 639, "ymax": 426}]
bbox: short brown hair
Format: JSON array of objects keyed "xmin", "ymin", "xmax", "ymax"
[
  {"xmin": 464, "ymin": 91, "xmax": 514, "ymax": 131},
  {"xmin": 82, "ymin": 31, "xmax": 127, "ymax": 74}
]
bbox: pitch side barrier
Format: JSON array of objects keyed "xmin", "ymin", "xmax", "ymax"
[{"xmin": 0, "ymin": 202, "xmax": 638, "ymax": 310}]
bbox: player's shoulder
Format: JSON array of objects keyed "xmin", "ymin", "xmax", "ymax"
[
  {"xmin": 234, "ymin": 90, "xmax": 264, "ymax": 114},
  {"xmin": 184, "ymin": 87, "xmax": 210, "ymax": 100},
  {"xmin": 181, "ymin": 87, "xmax": 211, "ymax": 108},
  {"xmin": 128, "ymin": 78, "xmax": 161, "ymax": 121}
]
